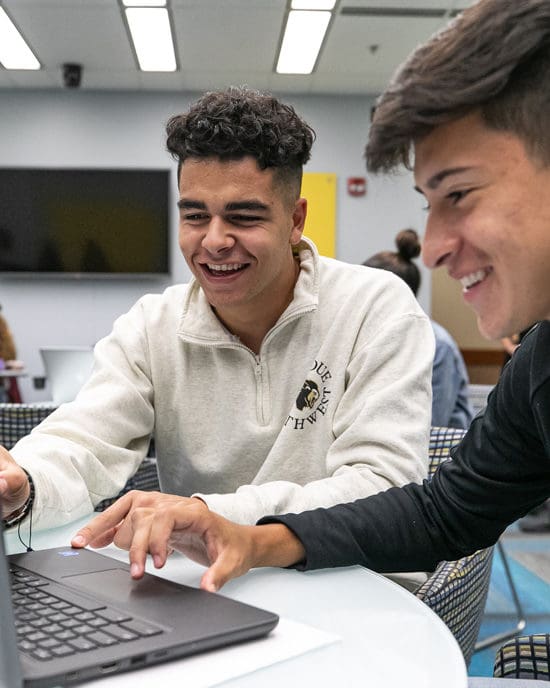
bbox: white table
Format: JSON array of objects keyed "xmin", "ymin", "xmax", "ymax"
[
  {"xmin": 5, "ymin": 516, "xmax": 467, "ymax": 688},
  {"xmin": 0, "ymin": 369, "xmax": 28, "ymax": 378}
]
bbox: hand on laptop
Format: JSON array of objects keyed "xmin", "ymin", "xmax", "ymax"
[
  {"xmin": 71, "ymin": 490, "xmax": 306, "ymax": 591},
  {"xmin": 71, "ymin": 491, "xmax": 254, "ymax": 590},
  {"xmin": 71, "ymin": 490, "xmax": 202, "ymax": 552},
  {"xmin": 0, "ymin": 446, "xmax": 31, "ymax": 519}
]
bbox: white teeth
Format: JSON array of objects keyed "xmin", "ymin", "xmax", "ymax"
[
  {"xmin": 460, "ymin": 269, "xmax": 488, "ymax": 290},
  {"xmin": 206, "ymin": 263, "xmax": 243, "ymax": 272}
]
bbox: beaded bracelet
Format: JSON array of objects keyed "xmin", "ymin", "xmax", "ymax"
[{"xmin": 2, "ymin": 470, "xmax": 35, "ymax": 529}]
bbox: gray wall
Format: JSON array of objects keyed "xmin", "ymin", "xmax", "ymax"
[{"xmin": 0, "ymin": 90, "xmax": 427, "ymax": 401}]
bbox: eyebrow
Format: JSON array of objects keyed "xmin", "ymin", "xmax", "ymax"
[
  {"xmin": 177, "ymin": 199, "xmax": 270, "ymax": 212},
  {"xmin": 177, "ymin": 199, "xmax": 206, "ymax": 210},
  {"xmin": 415, "ymin": 166, "xmax": 474, "ymax": 193},
  {"xmin": 226, "ymin": 201, "xmax": 270, "ymax": 212}
]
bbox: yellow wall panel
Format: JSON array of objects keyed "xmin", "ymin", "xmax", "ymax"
[{"xmin": 300, "ymin": 172, "xmax": 337, "ymax": 258}]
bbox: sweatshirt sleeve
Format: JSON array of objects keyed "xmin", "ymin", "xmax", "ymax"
[
  {"xmin": 259, "ymin": 326, "xmax": 550, "ymax": 571},
  {"xmin": 10, "ymin": 300, "xmax": 155, "ymax": 529}
]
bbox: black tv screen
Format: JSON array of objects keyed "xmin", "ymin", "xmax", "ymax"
[{"xmin": 0, "ymin": 168, "xmax": 170, "ymax": 277}]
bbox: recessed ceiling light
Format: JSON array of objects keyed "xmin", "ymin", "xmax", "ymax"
[
  {"xmin": 122, "ymin": 1, "xmax": 166, "ymax": 6},
  {"xmin": 125, "ymin": 7, "xmax": 176, "ymax": 72},
  {"xmin": 291, "ymin": 0, "xmax": 336, "ymax": 9},
  {"xmin": 0, "ymin": 7, "xmax": 40, "ymax": 70},
  {"xmin": 276, "ymin": 10, "xmax": 331, "ymax": 75}
]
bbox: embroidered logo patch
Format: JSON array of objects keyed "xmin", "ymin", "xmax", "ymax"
[
  {"xmin": 285, "ymin": 359, "xmax": 332, "ymax": 430},
  {"xmin": 296, "ymin": 379, "xmax": 320, "ymax": 411}
]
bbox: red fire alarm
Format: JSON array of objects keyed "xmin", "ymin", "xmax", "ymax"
[{"xmin": 347, "ymin": 177, "xmax": 367, "ymax": 197}]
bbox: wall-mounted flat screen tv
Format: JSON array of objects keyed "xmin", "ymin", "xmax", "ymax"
[{"xmin": 0, "ymin": 168, "xmax": 170, "ymax": 278}]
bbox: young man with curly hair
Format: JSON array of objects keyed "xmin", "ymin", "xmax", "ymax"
[
  {"xmin": 74, "ymin": 0, "xmax": 550, "ymax": 593},
  {"xmin": 1, "ymin": 89, "xmax": 433, "ymax": 592}
]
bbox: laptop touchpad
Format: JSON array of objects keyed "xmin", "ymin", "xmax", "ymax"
[{"xmin": 64, "ymin": 568, "xmax": 183, "ymax": 604}]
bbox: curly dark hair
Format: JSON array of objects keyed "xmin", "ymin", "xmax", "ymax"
[
  {"xmin": 366, "ymin": 0, "xmax": 550, "ymax": 173},
  {"xmin": 363, "ymin": 229, "xmax": 421, "ymax": 296},
  {"xmin": 166, "ymin": 86, "xmax": 315, "ymax": 199}
]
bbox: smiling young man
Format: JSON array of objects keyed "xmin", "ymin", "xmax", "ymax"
[
  {"xmin": 415, "ymin": 114, "xmax": 550, "ymax": 342},
  {"xmin": 176, "ymin": 155, "xmax": 304, "ymax": 354},
  {"xmin": 0, "ymin": 89, "xmax": 434, "ymax": 590},
  {"xmin": 88, "ymin": 0, "xmax": 550, "ymax": 593}
]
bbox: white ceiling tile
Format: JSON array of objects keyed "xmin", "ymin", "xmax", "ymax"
[
  {"xmin": 321, "ymin": 14, "xmax": 444, "ymax": 77},
  {"xmin": 4, "ymin": 0, "xmax": 135, "ymax": 72},
  {"xmin": 0, "ymin": 0, "xmax": 475, "ymax": 95},
  {"xmin": 172, "ymin": 3, "xmax": 285, "ymax": 73}
]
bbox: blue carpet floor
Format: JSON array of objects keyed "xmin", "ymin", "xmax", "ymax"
[{"xmin": 468, "ymin": 530, "xmax": 550, "ymax": 677}]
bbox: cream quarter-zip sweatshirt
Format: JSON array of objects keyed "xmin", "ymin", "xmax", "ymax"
[{"xmin": 12, "ymin": 239, "xmax": 434, "ymax": 532}]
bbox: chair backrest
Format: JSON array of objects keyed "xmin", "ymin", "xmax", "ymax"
[
  {"xmin": 40, "ymin": 346, "xmax": 94, "ymax": 404},
  {"xmin": 494, "ymin": 633, "xmax": 550, "ymax": 680},
  {"xmin": 0, "ymin": 402, "xmax": 58, "ymax": 449},
  {"xmin": 0, "ymin": 401, "xmax": 159, "ymax": 512},
  {"xmin": 415, "ymin": 426, "xmax": 494, "ymax": 666},
  {"xmin": 427, "ymin": 425, "xmax": 469, "ymax": 477},
  {"xmin": 467, "ymin": 384, "xmax": 495, "ymax": 417},
  {"xmin": 94, "ymin": 457, "xmax": 159, "ymax": 512}
]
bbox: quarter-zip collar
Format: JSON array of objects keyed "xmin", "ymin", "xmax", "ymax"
[{"xmin": 176, "ymin": 237, "xmax": 319, "ymax": 346}]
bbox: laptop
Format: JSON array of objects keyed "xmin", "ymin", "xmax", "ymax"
[
  {"xmin": 0, "ymin": 512, "xmax": 278, "ymax": 687},
  {"xmin": 39, "ymin": 347, "xmax": 95, "ymax": 405}
]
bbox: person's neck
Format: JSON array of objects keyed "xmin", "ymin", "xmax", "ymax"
[{"xmin": 215, "ymin": 256, "xmax": 300, "ymax": 355}]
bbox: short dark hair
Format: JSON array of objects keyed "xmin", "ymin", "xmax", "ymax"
[
  {"xmin": 366, "ymin": 0, "xmax": 550, "ymax": 173},
  {"xmin": 166, "ymin": 86, "xmax": 315, "ymax": 200},
  {"xmin": 363, "ymin": 229, "xmax": 421, "ymax": 296}
]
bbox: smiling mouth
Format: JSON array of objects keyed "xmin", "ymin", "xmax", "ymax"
[
  {"xmin": 201, "ymin": 262, "xmax": 249, "ymax": 277},
  {"xmin": 460, "ymin": 267, "xmax": 492, "ymax": 291}
]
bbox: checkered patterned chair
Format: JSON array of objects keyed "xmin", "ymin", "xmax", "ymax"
[
  {"xmin": 494, "ymin": 634, "xmax": 550, "ymax": 681},
  {"xmin": 414, "ymin": 426, "xmax": 495, "ymax": 666},
  {"xmin": 94, "ymin": 457, "xmax": 159, "ymax": 512},
  {"xmin": 0, "ymin": 402, "xmax": 58, "ymax": 448},
  {"xmin": 0, "ymin": 402, "xmax": 159, "ymax": 512}
]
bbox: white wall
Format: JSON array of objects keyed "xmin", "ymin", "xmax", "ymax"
[{"xmin": 0, "ymin": 90, "xmax": 427, "ymax": 401}]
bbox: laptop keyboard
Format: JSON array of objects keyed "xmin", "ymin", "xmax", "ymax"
[{"xmin": 10, "ymin": 565, "xmax": 164, "ymax": 662}]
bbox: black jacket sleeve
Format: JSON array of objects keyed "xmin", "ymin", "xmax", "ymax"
[{"xmin": 259, "ymin": 322, "xmax": 550, "ymax": 573}]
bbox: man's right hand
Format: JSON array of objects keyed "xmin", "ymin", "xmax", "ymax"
[
  {"xmin": 0, "ymin": 446, "xmax": 31, "ymax": 519},
  {"xmin": 72, "ymin": 493, "xmax": 306, "ymax": 592}
]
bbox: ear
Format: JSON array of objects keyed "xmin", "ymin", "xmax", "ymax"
[{"xmin": 290, "ymin": 198, "xmax": 307, "ymax": 246}]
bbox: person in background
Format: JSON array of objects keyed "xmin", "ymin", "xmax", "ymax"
[
  {"xmin": 0, "ymin": 305, "xmax": 17, "ymax": 365},
  {"xmin": 73, "ymin": 0, "xmax": 550, "ymax": 594},
  {"xmin": 1, "ymin": 88, "xmax": 434, "ymax": 594},
  {"xmin": 364, "ymin": 228, "xmax": 474, "ymax": 429},
  {"xmin": 500, "ymin": 333, "xmax": 520, "ymax": 362},
  {"xmin": 501, "ymin": 327, "xmax": 532, "ymax": 368},
  {"xmin": 0, "ymin": 305, "xmax": 20, "ymax": 403}
]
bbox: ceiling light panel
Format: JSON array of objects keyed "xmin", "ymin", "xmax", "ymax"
[
  {"xmin": 277, "ymin": 10, "xmax": 331, "ymax": 74},
  {"xmin": 291, "ymin": 1, "xmax": 336, "ymax": 9},
  {"xmin": 0, "ymin": 7, "xmax": 40, "ymax": 70},
  {"xmin": 122, "ymin": 1, "xmax": 166, "ymax": 6},
  {"xmin": 125, "ymin": 7, "xmax": 176, "ymax": 71}
]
